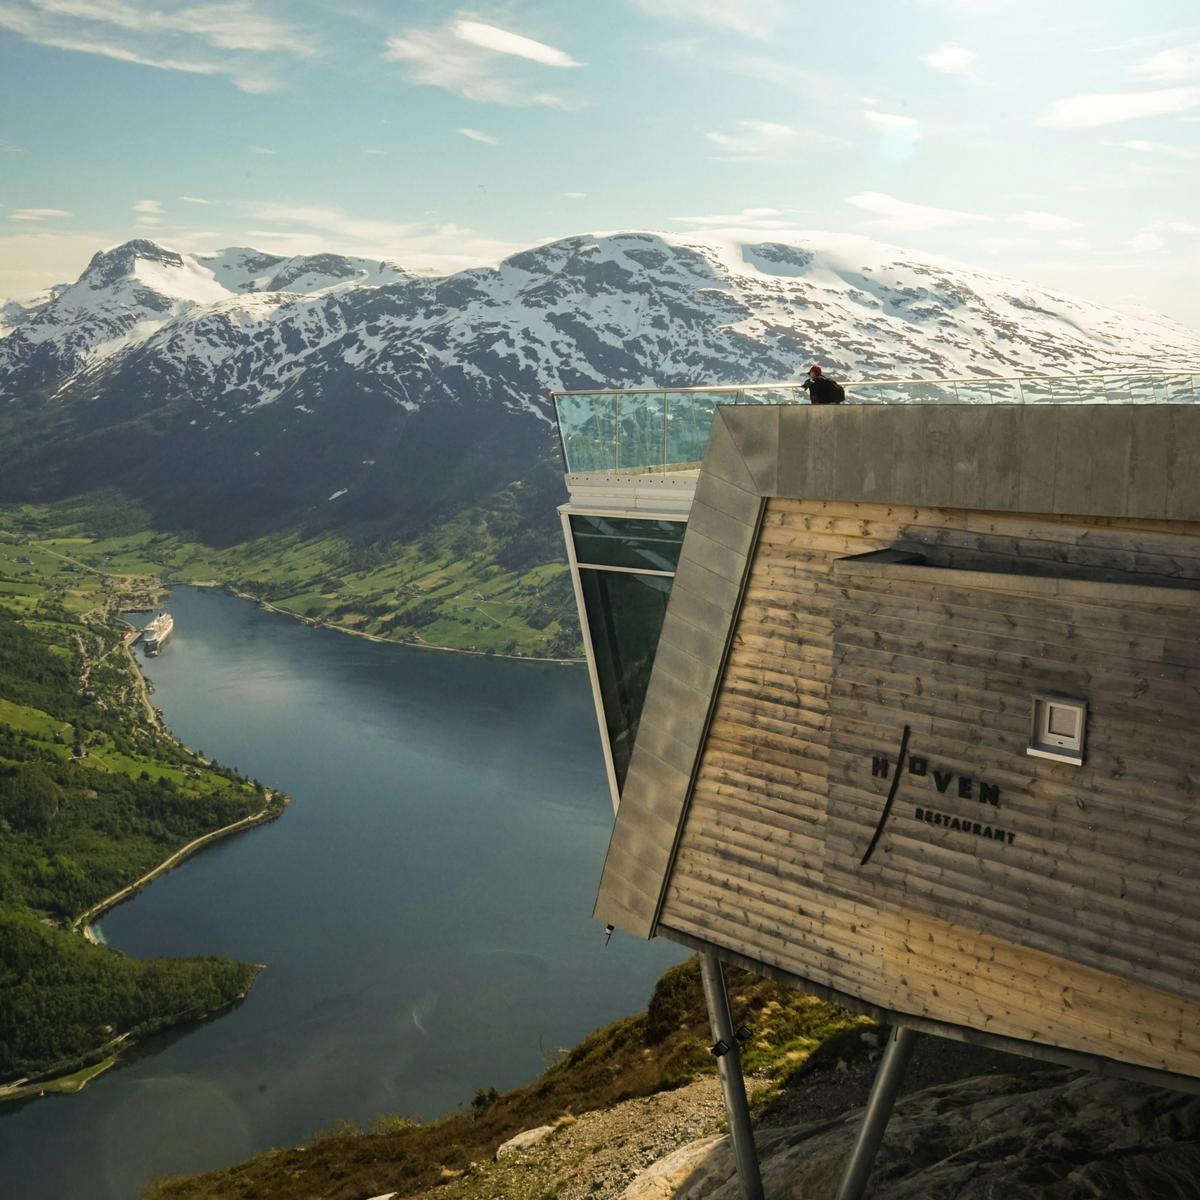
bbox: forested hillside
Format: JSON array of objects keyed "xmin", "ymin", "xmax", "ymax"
[{"xmin": 0, "ymin": 532, "xmax": 282, "ymax": 1091}]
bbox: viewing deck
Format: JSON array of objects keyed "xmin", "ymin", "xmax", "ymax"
[{"xmin": 553, "ymin": 371, "xmax": 1200, "ymax": 481}]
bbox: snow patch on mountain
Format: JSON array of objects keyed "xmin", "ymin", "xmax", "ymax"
[{"xmin": 2, "ymin": 232, "xmax": 1198, "ymax": 418}]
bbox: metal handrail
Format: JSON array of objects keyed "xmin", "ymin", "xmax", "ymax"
[
  {"xmin": 551, "ymin": 369, "xmax": 1197, "ymax": 398},
  {"xmin": 551, "ymin": 370, "xmax": 1200, "ymax": 476}
]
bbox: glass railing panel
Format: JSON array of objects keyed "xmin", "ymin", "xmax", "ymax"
[
  {"xmin": 1161, "ymin": 374, "xmax": 1199, "ymax": 404},
  {"xmin": 846, "ymin": 381, "xmax": 961, "ymax": 404},
  {"xmin": 736, "ymin": 387, "xmax": 801, "ymax": 406},
  {"xmin": 615, "ymin": 392, "xmax": 666, "ymax": 473},
  {"xmin": 954, "ymin": 379, "xmax": 1021, "ymax": 404},
  {"xmin": 556, "ymin": 372, "xmax": 1197, "ymax": 474},
  {"xmin": 664, "ymin": 390, "xmax": 721, "ymax": 468},
  {"xmin": 557, "ymin": 392, "xmax": 618, "ymax": 474}
]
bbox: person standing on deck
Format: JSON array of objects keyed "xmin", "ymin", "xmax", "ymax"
[{"xmin": 801, "ymin": 364, "xmax": 845, "ymax": 404}]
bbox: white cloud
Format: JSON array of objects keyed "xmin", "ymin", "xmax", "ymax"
[
  {"xmin": 384, "ymin": 17, "xmax": 580, "ymax": 107},
  {"xmin": 364, "ymin": 148, "xmax": 387, "ymax": 156},
  {"xmin": 1035, "ymin": 86, "xmax": 1200, "ymax": 128},
  {"xmin": 628, "ymin": 0, "xmax": 787, "ymax": 40},
  {"xmin": 132, "ymin": 199, "xmax": 163, "ymax": 214},
  {"xmin": 671, "ymin": 206, "xmax": 808, "ymax": 230},
  {"xmin": 1115, "ymin": 138, "xmax": 1199, "ymax": 160},
  {"xmin": 8, "ymin": 208, "xmax": 72, "ymax": 221},
  {"xmin": 0, "ymin": 0, "xmax": 314, "ymax": 92},
  {"xmin": 705, "ymin": 119, "xmax": 796, "ymax": 161},
  {"xmin": 236, "ymin": 201, "xmax": 524, "ymax": 273},
  {"xmin": 0, "ymin": 139, "xmax": 24, "ymax": 153},
  {"xmin": 450, "ymin": 20, "xmax": 581, "ymax": 68},
  {"xmin": 1128, "ymin": 43, "xmax": 1200, "ymax": 84},
  {"xmin": 563, "ymin": 191, "xmax": 586, "ymax": 199},
  {"xmin": 457, "ymin": 127, "xmax": 499, "ymax": 145},
  {"xmin": 178, "ymin": 195, "xmax": 215, "ymax": 205},
  {"xmin": 1167, "ymin": 221, "xmax": 1200, "ymax": 234},
  {"xmin": 863, "ymin": 109, "xmax": 920, "ymax": 133},
  {"xmin": 250, "ymin": 145, "xmax": 276, "ymax": 155},
  {"xmin": 1123, "ymin": 231, "xmax": 1165, "ymax": 252},
  {"xmin": 922, "ymin": 44, "xmax": 976, "ymax": 76},
  {"xmin": 846, "ymin": 191, "xmax": 987, "ymax": 231},
  {"xmin": 1007, "ymin": 210, "xmax": 1082, "ymax": 232},
  {"xmin": 1056, "ymin": 238, "xmax": 1090, "ymax": 251}
]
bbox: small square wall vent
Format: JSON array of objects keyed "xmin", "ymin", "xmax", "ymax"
[{"xmin": 1028, "ymin": 696, "xmax": 1086, "ymax": 765}]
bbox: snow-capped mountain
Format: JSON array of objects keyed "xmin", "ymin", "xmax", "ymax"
[{"xmin": 1, "ymin": 232, "xmax": 1198, "ymax": 540}]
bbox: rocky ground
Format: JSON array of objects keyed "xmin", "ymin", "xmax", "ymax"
[{"xmin": 417, "ymin": 1033, "xmax": 1200, "ymax": 1200}]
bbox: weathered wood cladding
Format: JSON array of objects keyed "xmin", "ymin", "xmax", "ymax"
[{"xmin": 658, "ymin": 498, "xmax": 1200, "ymax": 1078}]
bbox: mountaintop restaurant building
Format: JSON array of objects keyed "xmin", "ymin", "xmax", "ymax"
[{"xmin": 552, "ymin": 373, "xmax": 1200, "ymax": 1199}]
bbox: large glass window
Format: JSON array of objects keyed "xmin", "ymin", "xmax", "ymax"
[
  {"xmin": 571, "ymin": 515, "xmax": 685, "ymax": 573},
  {"xmin": 578, "ymin": 568, "xmax": 673, "ymax": 790}
]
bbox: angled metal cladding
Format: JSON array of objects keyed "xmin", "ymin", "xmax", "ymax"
[{"xmin": 593, "ymin": 403, "xmax": 1200, "ymax": 940}]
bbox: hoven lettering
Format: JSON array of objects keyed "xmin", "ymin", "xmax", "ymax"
[{"xmin": 871, "ymin": 754, "xmax": 1000, "ymax": 807}]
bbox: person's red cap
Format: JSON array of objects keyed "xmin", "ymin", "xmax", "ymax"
[{"xmin": 808, "ymin": 364, "xmax": 822, "ymax": 375}]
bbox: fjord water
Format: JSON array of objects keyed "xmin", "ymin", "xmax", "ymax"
[{"xmin": 0, "ymin": 587, "xmax": 682, "ymax": 1199}]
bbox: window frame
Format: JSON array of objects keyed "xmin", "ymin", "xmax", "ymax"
[{"xmin": 1028, "ymin": 695, "xmax": 1087, "ymax": 765}]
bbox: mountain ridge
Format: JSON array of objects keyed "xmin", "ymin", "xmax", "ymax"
[{"xmin": 1, "ymin": 231, "xmax": 1197, "ymax": 654}]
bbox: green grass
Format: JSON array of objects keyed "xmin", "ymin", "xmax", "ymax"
[
  {"xmin": 0, "ymin": 697, "xmax": 66, "ymax": 738},
  {"xmin": 39, "ymin": 1056, "xmax": 116, "ymax": 1093},
  {"xmin": 0, "ymin": 489, "xmax": 581, "ymax": 658}
]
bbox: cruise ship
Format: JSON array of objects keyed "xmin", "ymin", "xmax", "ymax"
[{"xmin": 143, "ymin": 611, "xmax": 173, "ymax": 655}]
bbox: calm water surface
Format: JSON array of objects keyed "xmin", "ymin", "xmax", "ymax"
[{"xmin": 0, "ymin": 587, "xmax": 682, "ymax": 1199}]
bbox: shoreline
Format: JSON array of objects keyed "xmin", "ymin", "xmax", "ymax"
[
  {"xmin": 0, "ymin": 793, "xmax": 284, "ymax": 1104},
  {"xmin": 72, "ymin": 792, "xmax": 287, "ymax": 943},
  {"xmin": 0, "ymin": 797, "xmax": 286, "ymax": 1103},
  {"xmin": 188, "ymin": 580, "xmax": 584, "ymax": 666}
]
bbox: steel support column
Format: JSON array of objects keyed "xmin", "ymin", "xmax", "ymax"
[
  {"xmin": 699, "ymin": 952, "xmax": 764, "ymax": 1200},
  {"xmin": 835, "ymin": 1025, "xmax": 919, "ymax": 1200}
]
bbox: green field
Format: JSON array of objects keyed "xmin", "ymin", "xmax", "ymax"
[{"xmin": 0, "ymin": 485, "xmax": 581, "ymax": 659}]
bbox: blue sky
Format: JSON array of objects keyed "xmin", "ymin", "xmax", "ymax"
[{"xmin": 1, "ymin": 0, "xmax": 1198, "ymax": 326}]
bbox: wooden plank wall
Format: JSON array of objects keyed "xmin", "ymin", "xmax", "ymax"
[{"xmin": 659, "ymin": 498, "xmax": 1200, "ymax": 1077}]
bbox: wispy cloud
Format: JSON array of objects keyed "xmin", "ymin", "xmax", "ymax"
[
  {"xmin": 179, "ymin": 195, "xmax": 216, "ymax": 205},
  {"xmin": 846, "ymin": 191, "xmax": 987, "ymax": 231},
  {"xmin": 628, "ymin": 0, "xmax": 788, "ymax": 40},
  {"xmin": 0, "ymin": 139, "xmax": 24, "ymax": 153},
  {"xmin": 671, "ymin": 206, "xmax": 808, "ymax": 231},
  {"xmin": 237, "ymin": 200, "xmax": 523, "ymax": 272},
  {"xmin": 1128, "ymin": 43, "xmax": 1200, "ymax": 84},
  {"xmin": 364, "ymin": 148, "xmax": 387, "ymax": 156},
  {"xmin": 863, "ymin": 109, "xmax": 919, "ymax": 133},
  {"xmin": 0, "ymin": 0, "xmax": 315, "ymax": 92},
  {"xmin": 384, "ymin": 16, "xmax": 581, "ymax": 107},
  {"xmin": 921, "ymin": 43, "xmax": 977, "ymax": 76},
  {"xmin": 250, "ymin": 145, "xmax": 276, "ymax": 156},
  {"xmin": 563, "ymin": 191, "xmax": 586, "ymax": 199},
  {"xmin": 8, "ymin": 207, "xmax": 72, "ymax": 221},
  {"xmin": 1008, "ymin": 210, "xmax": 1082, "ymax": 232},
  {"xmin": 705, "ymin": 119, "xmax": 797, "ymax": 161},
  {"xmin": 1035, "ymin": 86, "xmax": 1200, "ymax": 127},
  {"xmin": 1114, "ymin": 138, "xmax": 1199, "ymax": 160},
  {"xmin": 457, "ymin": 127, "xmax": 499, "ymax": 145},
  {"xmin": 1167, "ymin": 221, "xmax": 1200, "ymax": 234},
  {"xmin": 132, "ymin": 199, "xmax": 163, "ymax": 214},
  {"xmin": 451, "ymin": 20, "xmax": 581, "ymax": 67},
  {"xmin": 1123, "ymin": 230, "xmax": 1165, "ymax": 252}
]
